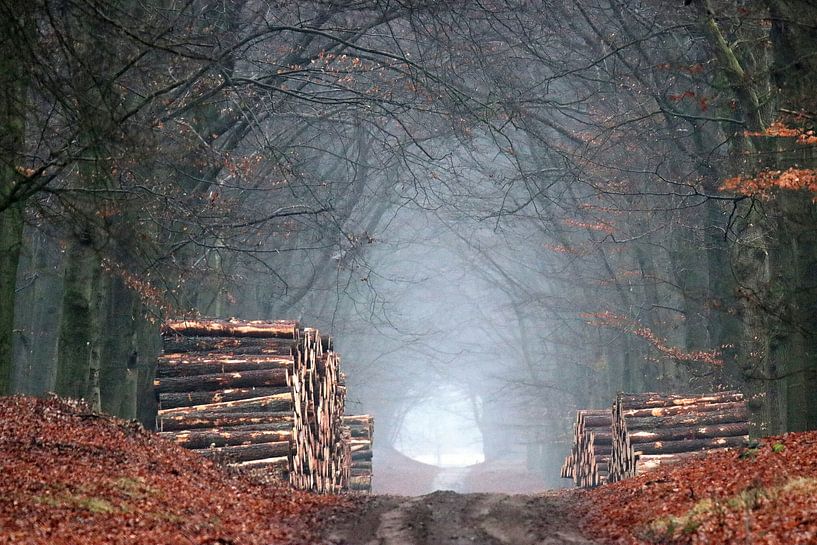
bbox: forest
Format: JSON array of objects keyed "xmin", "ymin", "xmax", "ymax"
[{"xmin": 1, "ymin": 0, "xmax": 816, "ymax": 491}]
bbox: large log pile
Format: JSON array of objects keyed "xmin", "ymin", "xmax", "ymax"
[
  {"xmin": 343, "ymin": 414, "xmax": 374, "ymax": 493},
  {"xmin": 563, "ymin": 391, "xmax": 750, "ymax": 488},
  {"xmin": 608, "ymin": 391, "xmax": 749, "ymax": 482},
  {"xmin": 155, "ymin": 319, "xmax": 353, "ymax": 494}
]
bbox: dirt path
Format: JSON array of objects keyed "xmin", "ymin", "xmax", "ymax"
[{"xmin": 322, "ymin": 490, "xmax": 597, "ymax": 545}]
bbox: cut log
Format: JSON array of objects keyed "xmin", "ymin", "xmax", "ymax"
[
  {"xmin": 561, "ymin": 454, "xmax": 574, "ymax": 479},
  {"xmin": 582, "ymin": 412, "xmax": 613, "ymax": 428},
  {"xmin": 621, "ymin": 401, "xmax": 748, "ymax": 419},
  {"xmin": 351, "ymin": 449, "xmax": 372, "ymax": 461},
  {"xmin": 229, "ymin": 456, "xmax": 289, "ymax": 471},
  {"xmin": 156, "ymin": 354, "xmax": 293, "ymax": 379},
  {"xmin": 159, "ymin": 428, "xmax": 293, "ymax": 449},
  {"xmin": 625, "ymin": 408, "xmax": 750, "ymax": 430},
  {"xmin": 156, "ymin": 354, "xmax": 294, "ymax": 378},
  {"xmin": 342, "ymin": 415, "xmax": 374, "ymax": 427},
  {"xmin": 157, "ymin": 412, "xmax": 294, "ymax": 432},
  {"xmin": 162, "ymin": 319, "xmax": 299, "ymax": 338},
  {"xmin": 348, "ymin": 475, "xmax": 372, "ymax": 491},
  {"xmin": 630, "ymin": 434, "xmax": 747, "ymax": 455},
  {"xmin": 618, "ymin": 391, "xmax": 744, "ymax": 409},
  {"xmin": 157, "ymin": 393, "xmax": 293, "ymax": 416},
  {"xmin": 590, "ymin": 431, "xmax": 613, "ymax": 445},
  {"xmin": 158, "ymin": 387, "xmax": 291, "ymax": 409},
  {"xmin": 162, "ymin": 336, "xmax": 293, "ymax": 355},
  {"xmin": 193, "ymin": 441, "xmax": 291, "ymax": 462},
  {"xmin": 627, "ymin": 422, "xmax": 749, "ymax": 443},
  {"xmin": 154, "ymin": 368, "xmax": 290, "ymax": 393}
]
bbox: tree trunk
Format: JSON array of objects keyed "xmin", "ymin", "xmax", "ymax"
[
  {"xmin": 0, "ymin": 8, "xmax": 29, "ymax": 395},
  {"xmin": 0, "ymin": 204, "xmax": 23, "ymax": 395},
  {"xmin": 12, "ymin": 228, "xmax": 63, "ymax": 395},
  {"xmin": 86, "ymin": 266, "xmax": 108, "ymax": 411},
  {"xmin": 54, "ymin": 237, "xmax": 98, "ymax": 400}
]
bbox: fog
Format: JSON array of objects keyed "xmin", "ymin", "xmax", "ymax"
[
  {"xmin": 395, "ymin": 387, "xmax": 485, "ymax": 468},
  {"xmin": 322, "ymin": 195, "xmax": 568, "ymax": 493}
]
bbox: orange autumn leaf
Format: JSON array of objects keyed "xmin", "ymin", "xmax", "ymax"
[
  {"xmin": 721, "ymin": 168, "xmax": 817, "ymax": 200},
  {"xmin": 745, "ymin": 121, "xmax": 817, "ymax": 144},
  {"xmin": 581, "ymin": 311, "xmax": 723, "ymax": 365}
]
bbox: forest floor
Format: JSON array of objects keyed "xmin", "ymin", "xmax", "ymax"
[{"xmin": 2, "ymin": 395, "xmax": 817, "ymax": 545}]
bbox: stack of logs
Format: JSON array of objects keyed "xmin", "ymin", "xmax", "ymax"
[
  {"xmin": 560, "ymin": 409, "xmax": 612, "ymax": 488},
  {"xmin": 288, "ymin": 328, "xmax": 349, "ymax": 493},
  {"xmin": 608, "ymin": 391, "xmax": 749, "ymax": 482},
  {"xmin": 154, "ymin": 319, "xmax": 351, "ymax": 494},
  {"xmin": 563, "ymin": 391, "xmax": 749, "ymax": 488},
  {"xmin": 343, "ymin": 414, "xmax": 374, "ymax": 493}
]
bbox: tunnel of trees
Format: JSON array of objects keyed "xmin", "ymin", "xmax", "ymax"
[{"xmin": 1, "ymin": 0, "xmax": 816, "ymax": 484}]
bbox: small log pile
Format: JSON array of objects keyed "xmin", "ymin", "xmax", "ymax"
[
  {"xmin": 155, "ymin": 319, "xmax": 352, "ymax": 494},
  {"xmin": 563, "ymin": 391, "xmax": 750, "ymax": 488},
  {"xmin": 561, "ymin": 409, "xmax": 612, "ymax": 488},
  {"xmin": 608, "ymin": 391, "xmax": 749, "ymax": 483},
  {"xmin": 288, "ymin": 328, "xmax": 349, "ymax": 493},
  {"xmin": 343, "ymin": 414, "xmax": 374, "ymax": 493}
]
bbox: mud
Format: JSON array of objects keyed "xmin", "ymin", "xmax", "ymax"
[{"xmin": 322, "ymin": 490, "xmax": 597, "ymax": 545}]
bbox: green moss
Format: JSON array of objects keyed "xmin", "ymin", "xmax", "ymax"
[
  {"xmin": 33, "ymin": 492, "xmax": 116, "ymax": 514},
  {"xmin": 113, "ymin": 476, "xmax": 156, "ymax": 498},
  {"xmin": 780, "ymin": 477, "xmax": 817, "ymax": 494},
  {"xmin": 643, "ymin": 477, "xmax": 817, "ymax": 543},
  {"xmin": 76, "ymin": 496, "xmax": 116, "ymax": 513}
]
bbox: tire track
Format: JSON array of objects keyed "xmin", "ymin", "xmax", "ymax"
[{"xmin": 322, "ymin": 490, "xmax": 597, "ymax": 545}]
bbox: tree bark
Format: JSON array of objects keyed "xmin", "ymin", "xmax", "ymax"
[
  {"xmin": 158, "ymin": 386, "xmax": 291, "ymax": 409},
  {"xmin": 619, "ymin": 391, "xmax": 744, "ymax": 409},
  {"xmin": 154, "ymin": 368, "xmax": 290, "ymax": 393},
  {"xmin": 162, "ymin": 319, "xmax": 299, "ymax": 338},
  {"xmin": 628, "ymin": 422, "xmax": 749, "ymax": 442},
  {"xmin": 162, "ymin": 336, "xmax": 293, "ymax": 355},
  {"xmin": 156, "ymin": 354, "xmax": 294, "ymax": 378},
  {"xmin": 54, "ymin": 237, "xmax": 98, "ymax": 400},
  {"xmin": 622, "ymin": 401, "xmax": 747, "ymax": 418},
  {"xmin": 0, "ymin": 7, "xmax": 30, "ymax": 395},
  {"xmin": 625, "ymin": 407, "xmax": 750, "ymax": 430},
  {"xmin": 193, "ymin": 441, "xmax": 291, "ymax": 462},
  {"xmin": 157, "ymin": 411, "xmax": 294, "ymax": 432},
  {"xmin": 160, "ymin": 428, "xmax": 293, "ymax": 449},
  {"xmin": 156, "ymin": 393, "xmax": 294, "ymax": 416},
  {"xmin": 630, "ymin": 434, "xmax": 746, "ymax": 455},
  {"xmin": 0, "ymin": 204, "xmax": 23, "ymax": 395}
]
